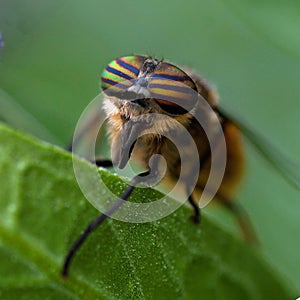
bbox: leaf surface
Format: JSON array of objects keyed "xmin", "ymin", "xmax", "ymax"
[{"xmin": 0, "ymin": 123, "xmax": 296, "ymax": 299}]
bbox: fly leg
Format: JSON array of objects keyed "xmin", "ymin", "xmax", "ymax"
[
  {"xmin": 219, "ymin": 197, "xmax": 259, "ymax": 244},
  {"xmin": 94, "ymin": 158, "xmax": 113, "ymax": 167},
  {"xmin": 188, "ymin": 195, "xmax": 201, "ymax": 224},
  {"xmin": 61, "ymin": 169, "xmax": 150, "ymax": 277},
  {"xmin": 67, "ymin": 141, "xmax": 113, "ymax": 167}
]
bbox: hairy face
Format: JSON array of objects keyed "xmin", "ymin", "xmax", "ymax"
[{"xmin": 101, "ymin": 56, "xmax": 204, "ymax": 168}]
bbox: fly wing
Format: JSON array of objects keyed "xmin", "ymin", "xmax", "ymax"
[
  {"xmin": 0, "ymin": 88, "xmax": 59, "ymax": 144},
  {"xmin": 67, "ymin": 93, "xmax": 109, "ymax": 159},
  {"xmin": 217, "ymin": 106, "xmax": 300, "ymax": 191}
]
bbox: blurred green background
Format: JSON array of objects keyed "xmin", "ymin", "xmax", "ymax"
[{"xmin": 0, "ymin": 0, "xmax": 299, "ymax": 293}]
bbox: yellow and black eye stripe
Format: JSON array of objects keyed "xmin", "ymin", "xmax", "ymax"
[
  {"xmin": 101, "ymin": 56, "xmax": 146, "ymax": 92},
  {"xmin": 149, "ymin": 63, "xmax": 198, "ymax": 114},
  {"xmin": 153, "ymin": 63, "xmax": 197, "ymax": 89},
  {"xmin": 101, "ymin": 55, "xmax": 198, "ymax": 114}
]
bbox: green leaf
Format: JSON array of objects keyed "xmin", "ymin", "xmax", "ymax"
[{"xmin": 0, "ymin": 123, "xmax": 296, "ymax": 299}]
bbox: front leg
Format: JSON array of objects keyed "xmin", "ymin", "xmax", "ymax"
[
  {"xmin": 188, "ymin": 195, "xmax": 201, "ymax": 224},
  {"xmin": 61, "ymin": 169, "xmax": 150, "ymax": 277}
]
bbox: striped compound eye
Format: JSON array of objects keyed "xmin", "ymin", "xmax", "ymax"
[
  {"xmin": 101, "ymin": 55, "xmax": 146, "ymax": 97},
  {"xmin": 101, "ymin": 55, "xmax": 198, "ymax": 115},
  {"xmin": 149, "ymin": 63, "xmax": 198, "ymax": 115}
]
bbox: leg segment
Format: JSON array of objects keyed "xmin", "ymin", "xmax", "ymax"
[
  {"xmin": 61, "ymin": 170, "xmax": 150, "ymax": 277},
  {"xmin": 220, "ymin": 199, "xmax": 258, "ymax": 244},
  {"xmin": 94, "ymin": 158, "xmax": 113, "ymax": 167},
  {"xmin": 188, "ymin": 195, "xmax": 201, "ymax": 224}
]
